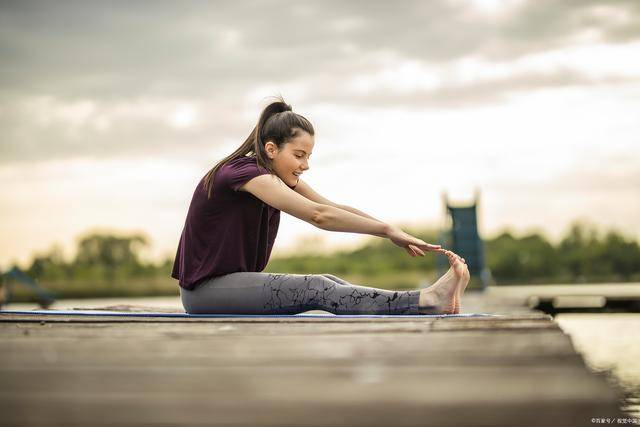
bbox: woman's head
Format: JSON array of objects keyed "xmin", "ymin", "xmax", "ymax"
[
  {"xmin": 203, "ymin": 97, "xmax": 315, "ymax": 198},
  {"xmin": 261, "ymin": 110, "xmax": 315, "ymax": 187},
  {"xmin": 255, "ymin": 99, "xmax": 314, "ymax": 186}
]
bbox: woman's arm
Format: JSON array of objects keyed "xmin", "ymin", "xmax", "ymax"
[
  {"xmin": 241, "ymin": 175, "xmax": 443, "ymax": 257},
  {"xmin": 294, "ymin": 179, "xmax": 382, "ymax": 223},
  {"xmin": 293, "ymin": 179, "xmax": 452, "ymax": 258},
  {"xmin": 240, "ymin": 175, "xmax": 390, "ymax": 236}
]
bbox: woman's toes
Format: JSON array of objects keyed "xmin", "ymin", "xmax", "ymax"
[{"xmin": 452, "ymin": 260, "xmax": 466, "ymax": 276}]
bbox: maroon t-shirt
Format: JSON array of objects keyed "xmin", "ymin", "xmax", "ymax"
[{"xmin": 172, "ymin": 156, "xmax": 289, "ymax": 290}]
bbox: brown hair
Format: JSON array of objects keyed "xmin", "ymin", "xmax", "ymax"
[{"xmin": 203, "ymin": 96, "xmax": 315, "ymax": 199}]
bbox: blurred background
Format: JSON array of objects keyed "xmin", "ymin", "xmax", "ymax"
[{"xmin": 2, "ymin": 0, "xmax": 640, "ymax": 418}]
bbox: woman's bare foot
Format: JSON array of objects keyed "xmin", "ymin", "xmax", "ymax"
[
  {"xmin": 441, "ymin": 250, "xmax": 471, "ymax": 313},
  {"xmin": 418, "ymin": 254, "xmax": 470, "ymax": 314},
  {"xmin": 452, "ymin": 258, "xmax": 470, "ymax": 313}
]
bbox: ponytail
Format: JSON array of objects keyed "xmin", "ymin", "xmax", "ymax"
[{"xmin": 203, "ymin": 96, "xmax": 314, "ymax": 199}]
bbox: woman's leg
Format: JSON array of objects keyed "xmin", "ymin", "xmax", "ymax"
[{"xmin": 180, "ymin": 272, "xmax": 420, "ymax": 315}]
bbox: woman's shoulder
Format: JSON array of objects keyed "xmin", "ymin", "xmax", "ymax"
[
  {"xmin": 219, "ymin": 155, "xmax": 258, "ymax": 171},
  {"xmin": 215, "ymin": 155, "xmax": 269, "ymax": 191},
  {"xmin": 219, "ymin": 156, "xmax": 269, "ymax": 176}
]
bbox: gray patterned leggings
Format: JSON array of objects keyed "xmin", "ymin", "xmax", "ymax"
[{"xmin": 180, "ymin": 272, "xmax": 421, "ymax": 315}]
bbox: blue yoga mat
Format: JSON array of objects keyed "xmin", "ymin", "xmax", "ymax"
[{"xmin": 0, "ymin": 309, "xmax": 500, "ymax": 319}]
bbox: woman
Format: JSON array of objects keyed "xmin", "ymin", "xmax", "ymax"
[{"xmin": 173, "ymin": 97, "xmax": 470, "ymax": 315}]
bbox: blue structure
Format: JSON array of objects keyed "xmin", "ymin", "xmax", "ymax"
[
  {"xmin": 0, "ymin": 267, "xmax": 56, "ymax": 308},
  {"xmin": 438, "ymin": 191, "xmax": 491, "ymax": 290}
]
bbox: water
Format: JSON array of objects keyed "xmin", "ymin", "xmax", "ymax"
[
  {"xmin": 5, "ymin": 297, "xmax": 640, "ymax": 416},
  {"xmin": 556, "ymin": 313, "xmax": 640, "ymax": 417},
  {"xmin": 487, "ymin": 283, "xmax": 640, "ymax": 416}
]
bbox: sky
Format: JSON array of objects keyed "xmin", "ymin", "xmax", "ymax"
[{"xmin": 1, "ymin": 0, "xmax": 639, "ymax": 269}]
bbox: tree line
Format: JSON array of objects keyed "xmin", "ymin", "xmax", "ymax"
[
  {"xmin": 22, "ymin": 233, "xmax": 172, "ymax": 284},
  {"xmin": 266, "ymin": 223, "xmax": 640, "ymax": 284},
  {"xmin": 6, "ymin": 222, "xmax": 640, "ymax": 291}
]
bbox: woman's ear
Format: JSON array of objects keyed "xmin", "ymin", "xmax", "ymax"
[{"xmin": 265, "ymin": 141, "xmax": 278, "ymax": 159}]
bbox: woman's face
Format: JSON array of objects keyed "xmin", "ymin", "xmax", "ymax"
[{"xmin": 265, "ymin": 130, "xmax": 314, "ymax": 187}]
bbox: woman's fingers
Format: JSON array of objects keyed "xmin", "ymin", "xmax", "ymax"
[
  {"xmin": 406, "ymin": 245, "xmax": 417, "ymax": 257},
  {"xmin": 408, "ymin": 244, "xmax": 425, "ymax": 257},
  {"xmin": 416, "ymin": 242, "xmax": 441, "ymax": 252},
  {"xmin": 405, "ymin": 235, "xmax": 440, "ymax": 252},
  {"xmin": 403, "ymin": 242, "xmax": 466, "ymax": 264},
  {"xmin": 404, "ymin": 243, "xmax": 430, "ymax": 257},
  {"xmin": 404, "ymin": 245, "xmax": 418, "ymax": 257}
]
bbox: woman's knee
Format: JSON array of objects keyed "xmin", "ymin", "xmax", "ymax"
[
  {"xmin": 319, "ymin": 273, "xmax": 351, "ymax": 286},
  {"xmin": 308, "ymin": 274, "xmax": 339, "ymax": 288}
]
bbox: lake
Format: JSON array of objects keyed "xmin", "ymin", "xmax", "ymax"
[{"xmin": 556, "ymin": 313, "xmax": 640, "ymax": 418}]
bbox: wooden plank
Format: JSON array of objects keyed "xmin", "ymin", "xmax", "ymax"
[
  {"xmin": 0, "ymin": 311, "xmax": 550, "ymax": 323},
  {"xmin": 0, "ymin": 395, "xmax": 621, "ymax": 427},
  {"xmin": 0, "ymin": 313, "xmax": 448, "ymax": 323},
  {"xmin": 431, "ymin": 317, "xmax": 557, "ymax": 331},
  {"xmin": 0, "ymin": 329, "xmax": 582, "ymax": 368},
  {"xmin": 0, "ymin": 312, "xmax": 624, "ymax": 426},
  {"xmin": 0, "ymin": 366, "xmax": 621, "ymax": 427}
]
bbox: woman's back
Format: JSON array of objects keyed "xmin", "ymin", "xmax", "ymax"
[{"xmin": 172, "ymin": 156, "xmax": 280, "ymax": 290}]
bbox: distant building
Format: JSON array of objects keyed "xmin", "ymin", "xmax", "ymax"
[{"xmin": 439, "ymin": 191, "xmax": 492, "ymax": 290}]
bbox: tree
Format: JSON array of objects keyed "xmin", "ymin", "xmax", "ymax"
[
  {"xmin": 73, "ymin": 232, "xmax": 149, "ymax": 282},
  {"xmin": 601, "ymin": 231, "xmax": 640, "ymax": 280}
]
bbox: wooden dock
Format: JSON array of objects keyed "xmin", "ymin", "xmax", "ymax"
[
  {"xmin": 486, "ymin": 283, "xmax": 640, "ymax": 314},
  {"xmin": 0, "ymin": 295, "xmax": 626, "ymax": 427}
]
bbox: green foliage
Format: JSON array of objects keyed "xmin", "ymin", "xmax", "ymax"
[
  {"xmin": 22, "ymin": 232, "xmax": 172, "ymax": 287},
  {"xmin": 5, "ymin": 222, "xmax": 640, "ymax": 301},
  {"xmin": 485, "ymin": 223, "xmax": 640, "ymax": 284},
  {"xmin": 269, "ymin": 223, "xmax": 640, "ymax": 286},
  {"xmin": 266, "ymin": 229, "xmax": 440, "ymax": 279},
  {"xmin": 556, "ymin": 224, "xmax": 640, "ymax": 281},
  {"xmin": 485, "ymin": 232, "xmax": 562, "ymax": 282},
  {"xmin": 74, "ymin": 233, "xmax": 148, "ymax": 279}
]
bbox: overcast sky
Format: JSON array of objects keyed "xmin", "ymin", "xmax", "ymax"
[{"xmin": 1, "ymin": 0, "xmax": 639, "ymax": 268}]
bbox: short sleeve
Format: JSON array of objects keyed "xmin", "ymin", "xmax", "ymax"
[{"xmin": 219, "ymin": 157, "xmax": 269, "ymax": 192}]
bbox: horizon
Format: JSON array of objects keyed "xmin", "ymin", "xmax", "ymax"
[{"xmin": 2, "ymin": 216, "xmax": 632, "ymax": 271}]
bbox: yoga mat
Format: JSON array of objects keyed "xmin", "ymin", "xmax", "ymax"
[{"xmin": 0, "ymin": 309, "xmax": 500, "ymax": 319}]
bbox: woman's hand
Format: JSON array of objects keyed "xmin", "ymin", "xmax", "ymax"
[
  {"xmin": 386, "ymin": 226, "xmax": 467, "ymax": 263},
  {"xmin": 386, "ymin": 226, "xmax": 441, "ymax": 257}
]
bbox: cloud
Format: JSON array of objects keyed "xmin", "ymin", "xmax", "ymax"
[
  {"xmin": 1, "ymin": 0, "xmax": 640, "ymax": 164},
  {"xmin": 2, "ymin": 0, "xmax": 639, "ymax": 92}
]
